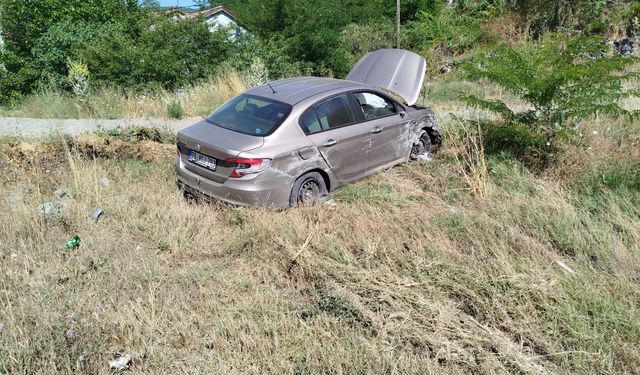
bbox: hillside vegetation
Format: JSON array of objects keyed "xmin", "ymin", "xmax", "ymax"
[{"xmin": 1, "ymin": 0, "xmax": 639, "ymax": 110}]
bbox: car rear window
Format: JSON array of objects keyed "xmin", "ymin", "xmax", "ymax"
[{"xmin": 206, "ymin": 94, "xmax": 292, "ymax": 136}]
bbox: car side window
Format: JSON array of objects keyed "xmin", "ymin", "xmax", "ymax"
[
  {"xmin": 353, "ymin": 92, "xmax": 397, "ymax": 121},
  {"xmin": 314, "ymin": 95, "xmax": 354, "ymax": 130},
  {"xmin": 300, "ymin": 109, "xmax": 323, "ymax": 135}
]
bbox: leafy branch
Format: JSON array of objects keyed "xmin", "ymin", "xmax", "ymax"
[{"xmin": 460, "ymin": 34, "xmax": 640, "ymax": 137}]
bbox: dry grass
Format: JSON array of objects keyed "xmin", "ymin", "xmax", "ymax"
[
  {"xmin": 443, "ymin": 118, "xmax": 489, "ymax": 198},
  {"xmin": 0, "ymin": 120, "xmax": 639, "ymax": 374},
  {"xmin": 0, "ymin": 71, "xmax": 247, "ymax": 120}
]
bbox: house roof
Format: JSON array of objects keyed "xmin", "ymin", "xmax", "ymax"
[{"xmin": 165, "ymin": 5, "xmax": 237, "ymax": 21}]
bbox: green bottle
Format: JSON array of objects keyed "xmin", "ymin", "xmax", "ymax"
[{"xmin": 64, "ymin": 235, "xmax": 81, "ymax": 250}]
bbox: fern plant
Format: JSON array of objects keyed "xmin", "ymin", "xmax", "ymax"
[{"xmin": 460, "ymin": 34, "xmax": 639, "ymax": 138}]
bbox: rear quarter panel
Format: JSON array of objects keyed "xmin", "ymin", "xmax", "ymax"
[{"xmin": 238, "ymin": 113, "xmax": 339, "ymax": 193}]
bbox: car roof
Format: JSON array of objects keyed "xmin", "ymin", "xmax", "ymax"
[{"xmin": 244, "ymin": 77, "xmax": 376, "ymax": 106}]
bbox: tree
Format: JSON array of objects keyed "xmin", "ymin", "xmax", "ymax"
[
  {"xmin": 140, "ymin": 0, "xmax": 161, "ymax": 9},
  {"xmin": 460, "ymin": 34, "xmax": 640, "ymax": 139},
  {"xmin": 220, "ymin": 0, "xmax": 442, "ymax": 77},
  {"xmin": 194, "ymin": 0, "xmax": 209, "ymax": 10},
  {"xmin": 78, "ymin": 18, "xmax": 231, "ymax": 90},
  {"xmin": 0, "ymin": 0, "xmax": 140, "ymax": 101},
  {"xmin": 31, "ymin": 20, "xmax": 122, "ymax": 89}
]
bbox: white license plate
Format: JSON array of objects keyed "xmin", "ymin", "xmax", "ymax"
[{"xmin": 188, "ymin": 150, "xmax": 217, "ymax": 171}]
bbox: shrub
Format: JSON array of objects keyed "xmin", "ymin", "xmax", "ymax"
[
  {"xmin": 405, "ymin": 7, "xmax": 492, "ymax": 73},
  {"xmin": 340, "ymin": 20, "xmax": 395, "ymax": 66},
  {"xmin": 31, "ymin": 20, "xmax": 120, "ymax": 90},
  {"xmin": 67, "ymin": 60, "xmax": 90, "ymax": 103},
  {"xmin": 166, "ymin": 100, "xmax": 183, "ymax": 119},
  {"xmin": 511, "ymin": 0, "xmax": 609, "ymax": 37},
  {"xmin": 245, "ymin": 57, "xmax": 269, "ymax": 88},
  {"xmin": 78, "ymin": 18, "xmax": 231, "ymax": 91},
  {"xmin": 0, "ymin": 0, "xmax": 141, "ymax": 101},
  {"xmin": 481, "ymin": 120, "xmax": 554, "ymax": 170},
  {"xmin": 460, "ymin": 34, "xmax": 640, "ymax": 139}
]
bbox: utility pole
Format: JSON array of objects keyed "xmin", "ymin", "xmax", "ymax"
[{"xmin": 396, "ymin": 0, "xmax": 400, "ymax": 48}]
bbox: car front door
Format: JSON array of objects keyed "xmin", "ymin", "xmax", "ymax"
[
  {"xmin": 300, "ymin": 94, "xmax": 370, "ymax": 183},
  {"xmin": 352, "ymin": 91, "xmax": 412, "ymax": 172}
]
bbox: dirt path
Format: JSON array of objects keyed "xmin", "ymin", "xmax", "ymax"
[{"xmin": 0, "ymin": 117, "xmax": 198, "ymax": 138}]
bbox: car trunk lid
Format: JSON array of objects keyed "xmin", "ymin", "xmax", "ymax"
[
  {"xmin": 346, "ymin": 49, "xmax": 426, "ymax": 106},
  {"xmin": 177, "ymin": 120, "xmax": 264, "ymax": 183}
]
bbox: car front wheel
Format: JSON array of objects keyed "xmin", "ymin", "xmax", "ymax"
[{"xmin": 290, "ymin": 172, "xmax": 327, "ymax": 207}]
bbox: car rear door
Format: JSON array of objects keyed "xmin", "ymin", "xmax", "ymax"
[
  {"xmin": 351, "ymin": 91, "xmax": 412, "ymax": 171},
  {"xmin": 300, "ymin": 94, "xmax": 370, "ymax": 183}
]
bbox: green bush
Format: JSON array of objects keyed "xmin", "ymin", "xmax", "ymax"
[
  {"xmin": 166, "ymin": 100, "xmax": 183, "ymax": 119},
  {"xmin": 0, "ymin": 0, "xmax": 141, "ymax": 101},
  {"xmin": 340, "ymin": 20, "xmax": 395, "ymax": 67},
  {"xmin": 460, "ymin": 34, "xmax": 640, "ymax": 139},
  {"xmin": 405, "ymin": 7, "xmax": 491, "ymax": 72},
  {"xmin": 226, "ymin": 35, "xmax": 312, "ymax": 79},
  {"xmin": 481, "ymin": 120, "xmax": 554, "ymax": 170},
  {"xmin": 31, "ymin": 20, "xmax": 120, "ymax": 90},
  {"xmin": 511, "ymin": 0, "xmax": 609, "ymax": 37},
  {"xmin": 79, "ymin": 18, "xmax": 231, "ymax": 91}
]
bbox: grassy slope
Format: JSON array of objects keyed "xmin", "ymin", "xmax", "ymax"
[{"xmin": 0, "ymin": 113, "xmax": 638, "ymax": 374}]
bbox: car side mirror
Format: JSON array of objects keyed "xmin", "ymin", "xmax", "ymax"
[{"xmin": 399, "ymin": 110, "xmax": 407, "ymax": 118}]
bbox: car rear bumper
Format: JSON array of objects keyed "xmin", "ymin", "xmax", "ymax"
[{"xmin": 175, "ymin": 157, "xmax": 293, "ymax": 209}]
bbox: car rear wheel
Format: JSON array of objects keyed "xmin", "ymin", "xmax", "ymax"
[
  {"xmin": 410, "ymin": 130, "xmax": 433, "ymax": 160},
  {"xmin": 290, "ymin": 172, "xmax": 327, "ymax": 207}
]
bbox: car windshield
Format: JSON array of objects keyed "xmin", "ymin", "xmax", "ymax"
[{"xmin": 206, "ymin": 94, "xmax": 292, "ymax": 136}]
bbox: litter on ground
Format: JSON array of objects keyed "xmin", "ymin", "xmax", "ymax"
[
  {"xmin": 92, "ymin": 208, "xmax": 105, "ymax": 222},
  {"xmin": 64, "ymin": 235, "xmax": 81, "ymax": 250},
  {"xmin": 108, "ymin": 354, "xmax": 132, "ymax": 371}
]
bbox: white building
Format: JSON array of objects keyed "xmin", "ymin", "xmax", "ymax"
[{"xmin": 166, "ymin": 5, "xmax": 245, "ymax": 39}]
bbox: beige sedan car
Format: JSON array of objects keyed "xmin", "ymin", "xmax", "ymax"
[{"xmin": 176, "ymin": 49, "xmax": 440, "ymax": 208}]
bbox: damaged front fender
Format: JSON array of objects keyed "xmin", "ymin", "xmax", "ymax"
[{"xmin": 408, "ymin": 106, "xmax": 441, "ymax": 150}]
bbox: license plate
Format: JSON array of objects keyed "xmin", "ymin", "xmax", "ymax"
[{"xmin": 188, "ymin": 150, "xmax": 217, "ymax": 171}]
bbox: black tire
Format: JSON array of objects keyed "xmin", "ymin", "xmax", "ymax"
[
  {"xmin": 427, "ymin": 128, "xmax": 443, "ymax": 153},
  {"xmin": 289, "ymin": 172, "xmax": 327, "ymax": 207},
  {"xmin": 410, "ymin": 130, "xmax": 433, "ymax": 160}
]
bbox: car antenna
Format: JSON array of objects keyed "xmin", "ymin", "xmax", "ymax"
[{"xmin": 267, "ymin": 82, "xmax": 277, "ymax": 94}]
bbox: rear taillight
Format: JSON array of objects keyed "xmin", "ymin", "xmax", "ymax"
[{"xmin": 225, "ymin": 158, "xmax": 271, "ymax": 178}]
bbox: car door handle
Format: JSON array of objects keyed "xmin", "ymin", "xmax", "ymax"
[
  {"xmin": 322, "ymin": 139, "xmax": 338, "ymax": 147},
  {"xmin": 370, "ymin": 127, "xmax": 383, "ymax": 134}
]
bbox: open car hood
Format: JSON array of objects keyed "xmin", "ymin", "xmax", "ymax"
[{"xmin": 346, "ymin": 49, "xmax": 426, "ymax": 106}]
